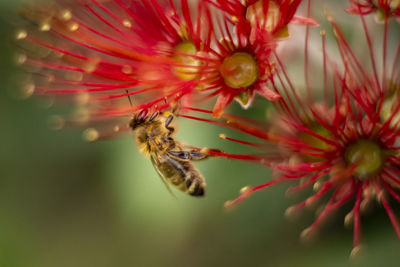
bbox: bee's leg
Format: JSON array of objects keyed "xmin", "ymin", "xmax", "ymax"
[
  {"xmin": 165, "ymin": 114, "xmax": 175, "ymax": 134},
  {"xmin": 166, "ymin": 150, "xmax": 191, "ymax": 161},
  {"xmin": 189, "ymin": 148, "xmax": 223, "ymax": 160},
  {"xmin": 149, "ymin": 111, "xmax": 159, "ymax": 121}
]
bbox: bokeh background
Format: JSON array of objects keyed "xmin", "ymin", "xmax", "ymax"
[{"xmin": 1, "ymin": 0, "xmax": 400, "ymax": 266}]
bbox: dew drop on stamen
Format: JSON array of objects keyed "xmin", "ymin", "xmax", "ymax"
[
  {"xmin": 305, "ymin": 197, "xmax": 317, "ymax": 208},
  {"xmin": 344, "ymin": 211, "xmax": 354, "ymax": 228},
  {"xmin": 68, "ymin": 22, "xmax": 79, "ymax": 32},
  {"xmin": 60, "ymin": 9, "xmax": 72, "ymax": 21},
  {"xmin": 48, "ymin": 115, "xmax": 65, "ymax": 130},
  {"xmin": 39, "ymin": 22, "xmax": 51, "ymax": 32},
  {"xmin": 350, "ymin": 245, "xmax": 364, "ymax": 261},
  {"xmin": 223, "ymin": 201, "xmax": 233, "ymax": 208},
  {"xmin": 15, "ymin": 53, "xmax": 27, "ymax": 65},
  {"xmin": 73, "ymin": 108, "xmax": 90, "ymax": 124},
  {"xmin": 47, "ymin": 74, "xmax": 56, "ymax": 83},
  {"xmin": 75, "ymin": 92, "xmax": 90, "ymax": 105},
  {"xmin": 122, "ymin": 19, "xmax": 132, "ymax": 28},
  {"xmin": 313, "ymin": 181, "xmax": 323, "ymax": 192},
  {"xmin": 16, "ymin": 30, "xmax": 27, "ymax": 40},
  {"xmin": 83, "ymin": 128, "xmax": 99, "ymax": 142},
  {"xmin": 218, "ymin": 133, "xmax": 227, "ymax": 139},
  {"xmin": 239, "ymin": 186, "xmax": 251, "ymax": 195},
  {"xmin": 284, "ymin": 206, "xmax": 299, "ymax": 220},
  {"xmin": 21, "ymin": 83, "xmax": 35, "ymax": 99},
  {"xmin": 65, "ymin": 71, "xmax": 83, "ymax": 82},
  {"xmin": 360, "ymin": 198, "xmax": 372, "ymax": 213},
  {"xmin": 83, "ymin": 61, "xmax": 98, "ymax": 73},
  {"xmin": 122, "ymin": 65, "xmax": 133, "ymax": 74},
  {"xmin": 299, "ymin": 227, "xmax": 315, "ymax": 244}
]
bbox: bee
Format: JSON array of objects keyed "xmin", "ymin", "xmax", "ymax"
[{"xmin": 130, "ymin": 109, "xmax": 219, "ymax": 196}]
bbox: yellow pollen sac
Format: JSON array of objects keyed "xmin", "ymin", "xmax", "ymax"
[
  {"xmin": 172, "ymin": 41, "xmax": 200, "ymax": 81},
  {"xmin": 345, "ymin": 139, "xmax": 384, "ymax": 179},
  {"xmin": 220, "ymin": 52, "xmax": 258, "ymax": 89}
]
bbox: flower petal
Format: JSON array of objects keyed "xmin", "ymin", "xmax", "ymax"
[
  {"xmin": 213, "ymin": 93, "xmax": 233, "ymax": 118},
  {"xmin": 257, "ymin": 84, "xmax": 281, "ymax": 101},
  {"xmin": 291, "ymin": 15, "xmax": 319, "ymax": 26}
]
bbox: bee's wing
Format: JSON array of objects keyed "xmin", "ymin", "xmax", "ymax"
[
  {"xmin": 150, "ymin": 152, "xmax": 177, "ymax": 198},
  {"xmin": 167, "ymin": 144, "xmax": 223, "ymax": 161}
]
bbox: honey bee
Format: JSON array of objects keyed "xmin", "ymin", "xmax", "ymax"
[{"xmin": 130, "ymin": 109, "xmax": 219, "ymax": 196}]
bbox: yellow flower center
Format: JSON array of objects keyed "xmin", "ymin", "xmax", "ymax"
[
  {"xmin": 219, "ymin": 52, "xmax": 258, "ymax": 89},
  {"xmin": 172, "ymin": 41, "xmax": 200, "ymax": 81},
  {"xmin": 345, "ymin": 139, "xmax": 384, "ymax": 179},
  {"xmin": 299, "ymin": 124, "xmax": 332, "ymax": 162}
]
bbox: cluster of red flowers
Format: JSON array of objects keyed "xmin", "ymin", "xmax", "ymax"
[{"xmin": 16, "ymin": 0, "xmax": 400, "ymax": 256}]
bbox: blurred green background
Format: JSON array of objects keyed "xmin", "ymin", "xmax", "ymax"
[{"xmin": 1, "ymin": 0, "xmax": 400, "ymax": 266}]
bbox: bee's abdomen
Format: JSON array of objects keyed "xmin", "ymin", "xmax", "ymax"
[
  {"xmin": 184, "ymin": 169, "xmax": 205, "ymax": 196},
  {"xmin": 188, "ymin": 181, "xmax": 205, "ymax": 196}
]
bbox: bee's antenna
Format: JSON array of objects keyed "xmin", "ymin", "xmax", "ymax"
[{"xmin": 126, "ymin": 90, "xmax": 133, "ymax": 108}]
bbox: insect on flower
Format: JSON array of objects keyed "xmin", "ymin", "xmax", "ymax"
[
  {"xmin": 130, "ymin": 105, "xmax": 222, "ymax": 197},
  {"xmin": 182, "ymin": 7, "xmax": 400, "ymax": 256}
]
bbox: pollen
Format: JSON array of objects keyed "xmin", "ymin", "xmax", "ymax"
[
  {"xmin": 344, "ymin": 139, "xmax": 384, "ymax": 179},
  {"xmin": 220, "ymin": 52, "xmax": 258, "ymax": 89}
]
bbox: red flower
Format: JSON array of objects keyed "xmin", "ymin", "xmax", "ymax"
[
  {"xmin": 183, "ymin": 10, "xmax": 400, "ymax": 255},
  {"xmin": 207, "ymin": 0, "xmax": 317, "ymax": 37},
  {"xmin": 18, "ymin": 0, "xmax": 213, "ymax": 125},
  {"xmin": 198, "ymin": 18, "xmax": 281, "ymax": 118},
  {"xmin": 195, "ymin": 0, "xmax": 318, "ymax": 117},
  {"xmin": 347, "ymin": 0, "xmax": 400, "ymax": 22}
]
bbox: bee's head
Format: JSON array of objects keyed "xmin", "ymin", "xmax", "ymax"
[{"xmin": 130, "ymin": 109, "xmax": 149, "ymax": 130}]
